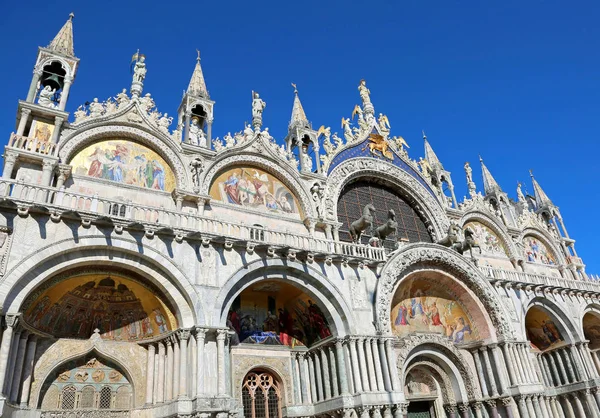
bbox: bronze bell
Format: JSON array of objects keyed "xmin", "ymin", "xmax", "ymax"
[{"xmin": 43, "ymin": 73, "xmax": 63, "ymax": 91}]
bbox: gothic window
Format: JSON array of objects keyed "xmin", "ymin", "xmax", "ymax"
[
  {"xmin": 337, "ymin": 180, "xmax": 432, "ymax": 248},
  {"xmin": 242, "ymin": 371, "xmax": 282, "ymax": 418}
]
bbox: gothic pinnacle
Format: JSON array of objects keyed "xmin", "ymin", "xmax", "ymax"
[{"xmin": 47, "ymin": 12, "xmax": 75, "ymax": 57}]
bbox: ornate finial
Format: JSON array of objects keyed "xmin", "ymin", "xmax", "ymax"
[
  {"xmin": 479, "ymin": 154, "xmax": 483, "ymax": 162},
  {"xmin": 196, "ymin": 49, "xmax": 201, "ymax": 61},
  {"xmin": 529, "ymin": 169, "xmax": 534, "ymax": 178},
  {"xmin": 291, "ymin": 83, "xmax": 298, "ymax": 94},
  {"xmin": 69, "ymin": 12, "xmax": 75, "ymax": 20},
  {"xmin": 422, "ymin": 130, "xmax": 427, "ymax": 140}
]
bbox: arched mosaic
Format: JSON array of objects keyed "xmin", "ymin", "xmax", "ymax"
[
  {"xmin": 463, "ymin": 221, "xmax": 507, "ymax": 257},
  {"xmin": 23, "ymin": 272, "xmax": 177, "ymax": 341},
  {"xmin": 523, "ymin": 235, "xmax": 557, "ymax": 265},
  {"xmin": 525, "ymin": 306, "xmax": 565, "ymax": 351},
  {"xmin": 583, "ymin": 313, "xmax": 600, "ymax": 350},
  {"xmin": 391, "ymin": 277, "xmax": 480, "ymax": 344},
  {"xmin": 70, "ymin": 139, "xmax": 176, "ymax": 192},
  {"xmin": 209, "ymin": 166, "xmax": 302, "ymax": 217}
]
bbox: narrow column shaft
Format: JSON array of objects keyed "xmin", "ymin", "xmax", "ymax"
[
  {"xmin": 19, "ymin": 335, "xmax": 37, "ymax": 407},
  {"xmin": 145, "ymin": 344, "xmax": 156, "ymax": 404},
  {"xmin": 491, "ymin": 344, "xmax": 508, "ymax": 394},
  {"xmin": 371, "ymin": 338, "xmax": 384, "ymax": 391},
  {"xmin": 314, "ymin": 352, "xmax": 323, "ymax": 401},
  {"xmin": 356, "ymin": 338, "xmax": 370, "ymax": 391},
  {"xmin": 173, "ymin": 339, "xmax": 180, "ymax": 398},
  {"xmin": 547, "ymin": 352, "xmax": 561, "ymax": 386},
  {"xmin": 196, "ymin": 328, "xmax": 206, "ymax": 397},
  {"xmin": 0, "ymin": 320, "xmax": 15, "ymax": 396},
  {"xmin": 553, "ymin": 350, "xmax": 569, "ymax": 385},
  {"xmin": 157, "ymin": 343, "xmax": 165, "ymax": 403},
  {"xmin": 10, "ymin": 332, "xmax": 29, "ymax": 402},
  {"xmin": 308, "ymin": 354, "xmax": 317, "ymax": 401},
  {"xmin": 26, "ymin": 71, "xmax": 42, "ymax": 102},
  {"xmin": 329, "ymin": 347, "xmax": 339, "ymax": 397},
  {"xmin": 561, "ymin": 348, "xmax": 577, "ymax": 383},
  {"xmin": 16, "ymin": 109, "xmax": 30, "ymax": 136},
  {"xmin": 574, "ymin": 393, "xmax": 587, "ymax": 418},
  {"xmin": 481, "ymin": 347, "xmax": 498, "ymax": 396},
  {"xmin": 585, "ymin": 391, "xmax": 599, "ymax": 418},
  {"xmin": 216, "ymin": 330, "xmax": 227, "ymax": 396},
  {"xmin": 58, "ymin": 79, "xmax": 72, "ymax": 111},
  {"xmin": 166, "ymin": 341, "xmax": 174, "ymax": 400},
  {"xmin": 335, "ymin": 340, "xmax": 349, "ymax": 395},
  {"xmin": 364, "ymin": 338, "xmax": 377, "ymax": 391},
  {"xmin": 520, "ymin": 344, "xmax": 535, "ymax": 383},
  {"xmin": 385, "ymin": 339, "xmax": 400, "ymax": 391},
  {"xmin": 178, "ymin": 331, "xmax": 189, "ymax": 397},
  {"xmin": 517, "ymin": 398, "xmax": 530, "ymax": 418},
  {"xmin": 562, "ymin": 395, "xmax": 577, "ymax": 418},
  {"xmin": 525, "ymin": 397, "xmax": 536, "ymax": 418},
  {"xmin": 349, "ymin": 338, "xmax": 362, "ymax": 392},
  {"xmin": 535, "ymin": 396, "xmax": 549, "ymax": 418},
  {"xmin": 378, "ymin": 338, "xmax": 392, "ymax": 391},
  {"xmin": 291, "ymin": 354, "xmax": 301, "ymax": 403},
  {"xmin": 320, "ymin": 349, "xmax": 331, "ymax": 399},
  {"xmin": 472, "ymin": 349, "xmax": 489, "ymax": 397},
  {"xmin": 501, "ymin": 343, "xmax": 518, "ymax": 385},
  {"xmin": 510, "ymin": 344, "xmax": 526, "ymax": 383},
  {"xmin": 300, "ymin": 354, "xmax": 310, "ymax": 403}
]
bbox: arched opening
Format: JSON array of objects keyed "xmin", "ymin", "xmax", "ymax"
[
  {"xmin": 522, "ymin": 235, "xmax": 557, "ymax": 266},
  {"xmin": 242, "ymin": 370, "xmax": 283, "ymax": 418},
  {"xmin": 37, "ymin": 61, "xmax": 67, "ymax": 109},
  {"xmin": 22, "ymin": 268, "xmax": 178, "ymax": 341},
  {"xmin": 337, "ymin": 179, "xmax": 433, "ymax": 249},
  {"xmin": 525, "ymin": 306, "xmax": 568, "ymax": 351},
  {"xmin": 390, "ymin": 271, "xmax": 492, "ymax": 344},
  {"xmin": 583, "ymin": 312, "xmax": 600, "ymax": 351},
  {"xmin": 404, "ymin": 362, "xmax": 447, "ymax": 417},
  {"xmin": 227, "ymin": 280, "xmax": 331, "ymax": 347},
  {"xmin": 39, "ymin": 355, "xmax": 133, "ymax": 411}
]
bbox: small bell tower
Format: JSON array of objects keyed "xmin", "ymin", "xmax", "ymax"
[
  {"xmin": 285, "ymin": 84, "xmax": 320, "ymax": 174},
  {"xmin": 479, "ymin": 156, "xmax": 517, "ymax": 226},
  {"xmin": 178, "ymin": 51, "xmax": 214, "ymax": 148},
  {"xmin": 422, "ymin": 132, "xmax": 457, "ymax": 208}
]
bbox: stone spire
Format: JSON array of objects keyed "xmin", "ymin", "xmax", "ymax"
[
  {"xmin": 479, "ymin": 156, "xmax": 503, "ymax": 195},
  {"xmin": 289, "ymin": 83, "xmax": 309, "ymax": 128},
  {"xmin": 530, "ymin": 170, "xmax": 553, "ymax": 207},
  {"xmin": 423, "ymin": 131, "xmax": 443, "ymax": 170},
  {"xmin": 48, "ymin": 13, "xmax": 75, "ymax": 57},
  {"xmin": 187, "ymin": 50, "xmax": 209, "ymax": 98}
]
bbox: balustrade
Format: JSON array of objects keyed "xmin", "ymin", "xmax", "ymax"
[{"xmin": 8, "ymin": 133, "xmax": 57, "ymax": 156}]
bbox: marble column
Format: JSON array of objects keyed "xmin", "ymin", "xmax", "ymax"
[
  {"xmin": 329, "ymin": 347, "xmax": 339, "ymax": 397},
  {"xmin": 26, "ymin": 70, "xmax": 43, "ymax": 102},
  {"xmin": 525, "ymin": 396, "xmax": 536, "ymax": 418},
  {"xmin": 364, "ymin": 338, "xmax": 378, "ymax": 391},
  {"xmin": 445, "ymin": 404, "xmax": 458, "ymax": 418},
  {"xmin": 585, "ymin": 390, "xmax": 600, "ymax": 418},
  {"xmin": 300, "ymin": 353, "xmax": 310, "ymax": 403},
  {"xmin": 157, "ymin": 342, "xmax": 165, "ymax": 403},
  {"xmin": 314, "ymin": 352, "xmax": 323, "ymax": 401},
  {"xmin": 517, "ymin": 397, "xmax": 530, "ymax": 418},
  {"xmin": 349, "ymin": 338, "xmax": 363, "ymax": 393},
  {"xmin": 472, "ymin": 349, "xmax": 489, "ymax": 397},
  {"xmin": 553, "ymin": 350, "xmax": 568, "ymax": 385},
  {"xmin": 51, "ymin": 116, "xmax": 64, "ymax": 144},
  {"xmin": 385, "ymin": 339, "xmax": 400, "ymax": 391},
  {"xmin": 549, "ymin": 397, "xmax": 563, "ymax": 418},
  {"xmin": 18, "ymin": 335, "xmax": 37, "ymax": 407},
  {"xmin": 196, "ymin": 328, "xmax": 206, "ymax": 397},
  {"xmin": 585, "ymin": 344, "xmax": 600, "ymax": 378},
  {"xmin": 561, "ymin": 348, "xmax": 577, "ymax": 383},
  {"xmin": 580, "ymin": 343, "xmax": 597, "ymax": 378},
  {"xmin": 308, "ymin": 353, "xmax": 317, "ymax": 402},
  {"xmin": 320, "ymin": 348, "xmax": 331, "ymax": 399},
  {"xmin": 189, "ymin": 335, "xmax": 196, "ymax": 397},
  {"xmin": 592, "ymin": 351, "xmax": 600, "ymax": 377},
  {"xmin": 371, "ymin": 338, "xmax": 384, "ymax": 391},
  {"xmin": 378, "ymin": 338, "xmax": 392, "ymax": 391},
  {"xmin": 58, "ymin": 77, "xmax": 73, "ymax": 111},
  {"xmin": 153, "ymin": 351, "xmax": 159, "ymax": 403},
  {"xmin": 547, "ymin": 352, "xmax": 561, "ymax": 386},
  {"xmin": 500, "ymin": 398, "xmax": 515, "ymax": 418},
  {"xmin": 491, "ymin": 344, "xmax": 508, "ymax": 394},
  {"xmin": 145, "ymin": 344, "xmax": 156, "ymax": 405},
  {"xmin": 541, "ymin": 354, "xmax": 554, "ymax": 386},
  {"xmin": 10, "ymin": 332, "xmax": 29, "ymax": 402},
  {"xmin": 173, "ymin": 339, "xmax": 180, "ymax": 398},
  {"xmin": 573, "ymin": 393, "xmax": 587, "ymax": 418},
  {"xmin": 335, "ymin": 340, "xmax": 349, "ymax": 395},
  {"xmin": 178, "ymin": 330, "xmax": 189, "ymax": 398},
  {"xmin": 501, "ymin": 343, "xmax": 518, "ymax": 385},
  {"xmin": 2, "ymin": 152, "xmax": 17, "ymax": 180},
  {"xmin": 357, "ymin": 338, "xmax": 370, "ymax": 391},
  {"xmin": 166, "ymin": 340, "xmax": 174, "ymax": 400},
  {"xmin": 533, "ymin": 396, "xmax": 548, "ymax": 418},
  {"xmin": 594, "ymin": 389, "xmax": 600, "ymax": 415},
  {"xmin": 16, "ymin": 108, "xmax": 31, "ymax": 136},
  {"xmin": 485, "ymin": 400, "xmax": 498, "ymax": 418},
  {"xmin": 536, "ymin": 353, "xmax": 549, "ymax": 386},
  {"xmin": 458, "ymin": 403, "xmax": 470, "ymax": 418},
  {"xmin": 520, "ymin": 344, "xmax": 535, "ymax": 384},
  {"xmin": 481, "ymin": 346, "xmax": 498, "ymax": 397},
  {"xmin": 0, "ymin": 316, "xmax": 17, "ymax": 396},
  {"xmin": 216, "ymin": 329, "xmax": 227, "ymax": 396},
  {"xmin": 562, "ymin": 395, "xmax": 576, "ymax": 418},
  {"xmin": 511, "ymin": 343, "xmax": 526, "ymax": 383}
]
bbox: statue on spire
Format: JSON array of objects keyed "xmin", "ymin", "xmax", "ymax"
[
  {"xmin": 251, "ymin": 91, "xmax": 266, "ymax": 129},
  {"xmin": 358, "ymin": 79, "xmax": 371, "ymax": 106},
  {"xmin": 130, "ymin": 51, "xmax": 146, "ymax": 98}
]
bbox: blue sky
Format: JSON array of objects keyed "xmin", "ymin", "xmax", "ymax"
[{"xmin": 1, "ymin": 1, "xmax": 599, "ymax": 272}]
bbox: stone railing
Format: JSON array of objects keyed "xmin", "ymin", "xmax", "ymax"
[
  {"xmin": 479, "ymin": 266, "xmax": 600, "ymax": 293},
  {"xmin": 41, "ymin": 411, "xmax": 130, "ymax": 418},
  {"xmin": 8, "ymin": 132, "xmax": 58, "ymax": 156},
  {"xmin": 0, "ymin": 179, "xmax": 387, "ymax": 263}
]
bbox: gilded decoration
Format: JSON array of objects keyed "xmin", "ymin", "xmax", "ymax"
[
  {"xmin": 31, "ymin": 120, "xmax": 55, "ymax": 142},
  {"xmin": 464, "ymin": 221, "xmax": 507, "ymax": 257},
  {"xmin": 391, "ymin": 277, "xmax": 478, "ymax": 344},
  {"xmin": 523, "ymin": 235, "xmax": 557, "ymax": 265},
  {"xmin": 583, "ymin": 313, "xmax": 600, "ymax": 350},
  {"xmin": 525, "ymin": 306, "xmax": 565, "ymax": 351},
  {"xmin": 70, "ymin": 139, "xmax": 176, "ymax": 192},
  {"xmin": 209, "ymin": 166, "xmax": 302, "ymax": 217},
  {"xmin": 23, "ymin": 273, "xmax": 177, "ymax": 341},
  {"xmin": 228, "ymin": 280, "xmax": 331, "ymax": 347}
]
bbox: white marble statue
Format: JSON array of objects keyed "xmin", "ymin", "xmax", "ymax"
[
  {"xmin": 260, "ymin": 128, "xmax": 273, "ymax": 142},
  {"xmin": 464, "ymin": 162, "xmax": 473, "ymax": 184},
  {"xmin": 158, "ymin": 113, "xmax": 173, "ymax": 134},
  {"xmin": 213, "ymin": 138, "xmax": 224, "ymax": 152},
  {"xmin": 140, "ymin": 93, "xmax": 155, "ymax": 113},
  {"xmin": 223, "ymin": 132, "xmax": 235, "ymax": 148},
  {"xmin": 252, "ymin": 92, "xmax": 266, "ymax": 119},
  {"xmin": 332, "ymin": 133, "xmax": 344, "ymax": 150},
  {"xmin": 189, "ymin": 117, "xmax": 202, "ymax": 146},
  {"xmin": 517, "ymin": 182, "xmax": 526, "ymax": 203},
  {"xmin": 73, "ymin": 105, "xmax": 87, "ymax": 123},
  {"xmin": 243, "ymin": 124, "xmax": 254, "ymax": 142},
  {"xmin": 38, "ymin": 85, "xmax": 56, "ymax": 108},
  {"xmin": 104, "ymin": 98, "xmax": 117, "ymax": 114},
  {"xmin": 342, "ymin": 118, "xmax": 354, "ymax": 143},
  {"xmin": 116, "ymin": 89, "xmax": 129, "ymax": 108},
  {"xmin": 302, "ymin": 150, "xmax": 313, "ymax": 171},
  {"xmin": 358, "ymin": 79, "xmax": 371, "ymax": 106},
  {"xmin": 378, "ymin": 113, "xmax": 390, "ymax": 133},
  {"xmin": 88, "ymin": 98, "xmax": 104, "ymax": 118},
  {"xmin": 133, "ymin": 55, "xmax": 147, "ymax": 83}
]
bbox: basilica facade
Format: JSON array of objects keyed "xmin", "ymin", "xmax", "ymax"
[{"xmin": 0, "ymin": 14, "xmax": 599, "ymax": 418}]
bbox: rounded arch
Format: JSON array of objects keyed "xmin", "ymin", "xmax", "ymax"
[
  {"xmin": 524, "ymin": 297, "xmax": 580, "ymax": 349},
  {"xmin": 37, "ymin": 57, "xmax": 75, "ymax": 78},
  {"xmin": 323, "ymin": 158, "xmax": 449, "ymax": 240},
  {"xmin": 376, "ymin": 243, "xmax": 515, "ymax": 340},
  {"xmin": 0, "ymin": 235, "xmax": 201, "ymax": 327},
  {"xmin": 57, "ymin": 122, "xmax": 189, "ymax": 190},
  {"xmin": 200, "ymin": 153, "xmax": 315, "ymax": 219},
  {"xmin": 459, "ymin": 211, "xmax": 519, "ymax": 260},
  {"xmin": 519, "ymin": 227, "xmax": 566, "ymax": 267},
  {"xmin": 214, "ymin": 258, "xmax": 355, "ymax": 336},
  {"xmin": 582, "ymin": 303, "xmax": 600, "ymax": 350},
  {"xmin": 405, "ymin": 360, "xmax": 453, "ymax": 404}
]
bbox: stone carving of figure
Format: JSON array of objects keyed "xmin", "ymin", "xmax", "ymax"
[
  {"xmin": 311, "ymin": 182, "xmax": 324, "ymax": 218},
  {"xmin": 332, "ymin": 133, "xmax": 344, "ymax": 150},
  {"xmin": 223, "ymin": 132, "xmax": 235, "ymax": 148},
  {"xmin": 517, "ymin": 182, "xmax": 526, "ymax": 203},
  {"xmin": 38, "ymin": 85, "xmax": 57, "ymax": 108},
  {"xmin": 358, "ymin": 79, "xmax": 371, "ymax": 106},
  {"xmin": 171, "ymin": 124, "xmax": 182, "ymax": 142},
  {"xmin": 104, "ymin": 98, "xmax": 117, "ymax": 114},
  {"xmin": 74, "ymin": 105, "xmax": 87, "ymax": 123},
  {"xmin": 133, "ymin": 55, "xmax": 147, "ymax": 83},
  {"xmin": 243, "ymin": 124, "xmax": 255, "ymax": 142},
  {"xmin": 116, "ymin": 89, "xmax": 129, "ymax": 108},
  {"xmin": 88, "ymin": 98, "xmax": 104, "ymax": 118},
  {"xmin": 213, "ymin": 138, "xmax": 224, "ymax": 152},
  {"xmin": 342, "ymin": 117, "xmax": 354, "ymax": 142},
  {"xmin": 464, "ymin": 162, "xmax": 473, "ymax": 184},
  {"xmin": 158, "ymin": 113, "xmax": 173, "ymax": 134},
  {"xmin": 251, "ymin": 91, "xmax": 266, "ymax": 120},
  {"xmin": 140, "ymin": 93, "xmax": 155, "ymax": 113},
  {"xmin": 189, "ymin": 117, "xmax": 202, "ymax": 146},
  {"xmin": 190, "ymin": 158, "xmax": 204, "ymax": 191},
  {"xmin": 378, "ymin": 113, "xmax": 390, "ymax": 133},
  {"xmin": 302, "ymin": 147, "xmax": 313, "ymax": 171}
]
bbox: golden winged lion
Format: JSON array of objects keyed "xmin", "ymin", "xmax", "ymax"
[{"xmin": 361, "ymin": 133, "xmax": 394, "ymax": 160}]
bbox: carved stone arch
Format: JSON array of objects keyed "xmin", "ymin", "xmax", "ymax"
[
  {"xmin": 406, "ymin": 358, "xmax": 455, "ymax": 404},
  {"xmin": 581, "ymin": 303, "xmax": 600, "ymax": 347},
  {"xmin": 376, "ymin": 243, "xmax": 515, "ymax": 340},
  {"xmin": 32, "ymin": 339, "xmax": 144, "ymax": 408},
  {"xmin": 397, "ymin": 335, "xmax": 480, "ymax": 402},
  {"xmin": 459, "ymin": 211, "xmax": 519, "ymax": 260},
  {"xmin": 323, "ymin": 158, "xmax": 449, "ymax": 240},
  {"xmin": 214, "ymin": 258, "xmax": 355, "ymax": 335},
  {"xmin": 234, "ymin": 363, "xmax": 291, "ymax": 407},
  {"xmin": 0, "ymin": 235, "xmax": 201, "ymax": 328},
  {"xmin": 525, "ymin": 296, "xmax": 581, "ymax": 344},
  {"xmin": 519, "ymin": 227, "xmax": 567, "ymax": 266},
  {"xmin": 37, "ymin": 56, "xmax": 75, "ymax": 78},
  {"xmin": 200, "ymin": 153, "xmax": 315, "ymax": 219},
  {"xmin": 57, "ymin": 123, "xmax": 190, "ymax": 191}
]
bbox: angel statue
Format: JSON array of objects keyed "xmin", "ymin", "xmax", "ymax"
[
  {"xmin": 352, "ymin": 104, "xmax": 369, "ymax": 132},
  {"xmin": 378, "ymin": 113, "xmax": 391, "ymax": 133},
  {"xmin": 38, "ymin": 85, "xmax": 57, "ymax": 108},
  {"xmin": 358, "ymin": 79, "xmax": 371, "ymax": 106},
  {"xmin": 391, "ymin": 136, "xmax": 409, "ymax": 152},
  {"xmin": 341, "ymin": 118, "xmax": 354, "ymax": 143},
  {"xmin": 251, "ymin": 91, "xmax": 266, "ymax": 125},
  {"xmin": 115, "ymin": 89, "xmax": 129, "ymax": 108},
  {"xmin": 243, "ymin": 124, "xmax": 255, "ymax": 142},
  {"xmin": 88, "ymin": 98, "xmax": 104, "ymax": 118},
  {"xmin": 332, "ymin": 133, "xmax": 344, "ymax": 150},
  {"xmin": 317, "ymin": 126, "xmax": 334, "ymax": 155}
]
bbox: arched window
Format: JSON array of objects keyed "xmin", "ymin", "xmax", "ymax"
[
  {"xmin": 60, "ymin": 385, "xmax": 76, "ymax": 409},
  {"xmin": 242, "ymin": 371, "xmax": 282, "ymax": 418},
  {"xmin": 79, "ymin": 385, "xmax": 95, "ymax": 408},
  {"xmin": 250, "ymin": 224, "xmax": 265, "ymax": 242},
  {"xmin": 99, "ymin": 386, "xmax": 112, "ymax": 409}
]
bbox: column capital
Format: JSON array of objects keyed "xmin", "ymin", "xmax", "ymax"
[
  {"xmin": 177, "ymin": 329, "xmax": 191, "ymax": 341},
  {"xmin": 20, "ymin": 108, "xmax": 32, "ymax": 117},
  {"xmin": 5, "ymin": 314, "xmax": 19, "ymax": 328},
  {"xmin": 5, "ymin": 150, "xmax": 18, "ymax": 164},
  {"xmin": 457, "ymin": 403, "xmax": 470, "ymax": 412},
  {"xmin": 195, "ymin": 327, "xmax": 208, "ymax": 338},
  {"xmin": 42, "ymin": 159, "xmax": 56, "ymax": 171},
  {"xmin": 64, "ymin": 75, "xmax": 74, "ymax": 84},
  {"xmin": 500, "ymin": 397, "xmax": 513, "ymax": 406},
  {"xmin": 216, "ymin": 328, "xmax": 228, "ymax": 340},
  {"xmin": 54, "ymin": 115, "xmax": 65, "ymax": 124},
  {"xmin": 444, "ymin": 404, "xmax": 458, "ymax": 413}
]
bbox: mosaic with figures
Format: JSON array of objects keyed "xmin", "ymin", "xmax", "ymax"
[
  {"xmin": 464, "ymin": 222, "xmax": 507, "ymax": 256},
  {"xmin": 523, "ymin": 236, "xmax": 556, "ymax": 265}
]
